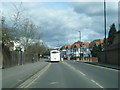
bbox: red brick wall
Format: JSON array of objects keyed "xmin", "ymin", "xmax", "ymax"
[{"xmin": 81, "ymin": 57, "xmax": 98, "ymax": 61}]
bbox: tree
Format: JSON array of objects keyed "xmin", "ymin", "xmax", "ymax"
[
  {"xmin": 8, "ymin": 3, "xmax": 43, "ymax": 53},
  {"xmin": 20, "ymin": 18, "xmax": 42, "ymax": 52},
  {"xmin": 0, "ymin": 16, "xmax": 18, "ymax": 47},
  {"xmin": 1, "ymin": 3, "xmax": 44, "ymax": 65},
  {"xmin": 107, "ymin": 24, "xmax": 117, "ymax": 46},
  {"xmin": 91, "ymin": 44, "xmax": 103, "ymax": 57},
  {"xmin": 27, "ymin": 41, "xmax": 49, "ymax": 57}
]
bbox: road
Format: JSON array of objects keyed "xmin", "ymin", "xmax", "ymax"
[{"xmin": 20, "ymin": 60, "xmax": 118, "ymax": 88}]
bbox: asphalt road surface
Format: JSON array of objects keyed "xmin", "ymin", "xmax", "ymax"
[
  {"xmin": 2, "ymin": 59, "xmax": 48, "ymax": 88},
  {"xmin": 23, "ymin": 60, "xmax": 118, "ymax": 88}
]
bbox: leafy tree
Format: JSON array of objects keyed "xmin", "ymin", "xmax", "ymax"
[{"xmin": 107, "ymin": 24, "xmax": 117, "ymax": 46}]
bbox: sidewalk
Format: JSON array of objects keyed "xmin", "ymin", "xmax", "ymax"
[
  {"xmin": 2, "ymin": 59, "xmax": 49, "ymax": 88},
  {"xmin": 82, "ymin": 61, "xmax": 119, "ymax": 70}
]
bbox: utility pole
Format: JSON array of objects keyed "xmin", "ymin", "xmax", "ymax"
[
  {"xmin": 104, "ymin": 0, "xmax": 107, "ymax": 64},
  {"xmin": 78, "ymin": 31, "xmax": 81, "ymax": 61}
]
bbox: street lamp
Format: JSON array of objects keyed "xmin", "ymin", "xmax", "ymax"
[
  {"xmin": 78, "ymin": 31, "xmax": 81, "ymax": 61},
  {"xmin": 72, "ymin": 29, "xmax": 82, "ymax": 61},
  {"xmin": 56, "ymin": 39, "xmax": 60, "ymax": 47}
]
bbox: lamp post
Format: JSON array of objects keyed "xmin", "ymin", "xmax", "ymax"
[
  {"xmin": 72, "ymin": 29, "xmax": 82, "ymax": 61},
  {"xmin": 78, "ymin": 31, "xmax": 81, "ymax": 61},
  {"xmin": 56, "ymin": 39, "xmax": 60, "ymax": 48}
]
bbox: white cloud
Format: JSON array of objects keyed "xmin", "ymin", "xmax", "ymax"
[
  {"xmin": 1, "ymin": 2, "xmax": 118, "ymax": 48},
  {"xmin": 0, "ymin": 0, "xmax": 119, "ymax": 2}
]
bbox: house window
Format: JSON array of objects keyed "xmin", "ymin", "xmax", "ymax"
[
  {"xmin": 75, "ymin": 49, "xmax": 76, "ymax": 52},
  {"xmin": 76, "ymin": 48, "xmax": 78, "ymax": 51}
]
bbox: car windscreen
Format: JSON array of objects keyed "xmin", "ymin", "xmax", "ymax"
[{"xmin": 51, "ymin": 51, "xmax": 58, "ymax": 53}]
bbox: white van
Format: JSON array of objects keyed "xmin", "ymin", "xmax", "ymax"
[{"xmin": 50, "ymin": 50, "xmax": 60, "ymax": 62}]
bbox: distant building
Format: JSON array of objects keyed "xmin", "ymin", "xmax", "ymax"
[
  {"xmin": 60, "ymin": 45, "xmax": 67, "ymax": 59},
  {"xmin": 89, "ymin": 39, "xmax": 104, "ymax": 51},
  {"xmin": 90, "ymin": 39, "xmax": 104, "ymax": 47},
  {"xmin": 71, "ymin": 41, "xmax": 84, "ymax": 58},
  {"xmin": 60, "ymin": 41, "xmax": 92, "ymax": 60},
  {"xmin": 65, "ymin": 45, "xmax": 72, "ymax": 59},
  {"xmin": 4, "ymin": 41, "xmax": 25, "ymax": 52},
  {"xmin": 81, "ymin": 42, "xmax": 91, "ymax": 57}
]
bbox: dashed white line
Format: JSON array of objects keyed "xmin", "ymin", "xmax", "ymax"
[
  {"xmin": 91, "ymin": 79, "xmax": 104, "ymax": 88},
  {"xmin": 78, "ymin": 71, "xmax": 86, "ymax": 76},
  {"xmin": 63, "ymin": 62, "xmax": 104, "ymax": 88},
  {"xmin": 63, "ymin": 62, "xmax": 86, "ymax": 76}
]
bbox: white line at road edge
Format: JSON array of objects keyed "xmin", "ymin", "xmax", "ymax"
[
  {"xmin": 17, "ymin": 63, "xmax": 51, "ymax": 88},
  {"xmin": 63, "ymin": 62, "xmax": 104, "ymax": 88}
]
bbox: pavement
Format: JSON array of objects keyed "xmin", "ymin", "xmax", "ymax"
[{"xmin": 2, "ymin": 58, "xmax": 49, "ymax": 88}]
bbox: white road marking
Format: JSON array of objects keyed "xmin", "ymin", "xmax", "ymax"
[
  {"xmin": 63, "ymin": 62, "xmax": 86, "ymax": 76},
  {"xmin": 77, "ymin": 71, "xmax": 86, "ymax": 76},
  {"xmin": 17, "ymin": 79, "xmax": 22, "ymax": 82},
  {"xmin": 64, "ymin": 62, "xmax": 105, "ymax": 88},
  {"xmin": 17, "ymin": 63, "xmax": 51, "ymax": 88},
  {"xmin": 91, "ymin": 79, "xmax": 104, "ymax": 88},
  {"xmin": 49, "ymin": 81, "xmax": 59, "ymax": 85}
]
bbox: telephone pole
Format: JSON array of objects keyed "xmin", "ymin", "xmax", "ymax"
[{"xmin": 104, "ymin": 0, "xmax": 107, "ymax": 64}]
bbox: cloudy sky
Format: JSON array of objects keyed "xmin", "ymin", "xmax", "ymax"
[{"xmin": 0, "ymin": 1, "xmax": 118, "ymax": 48}]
